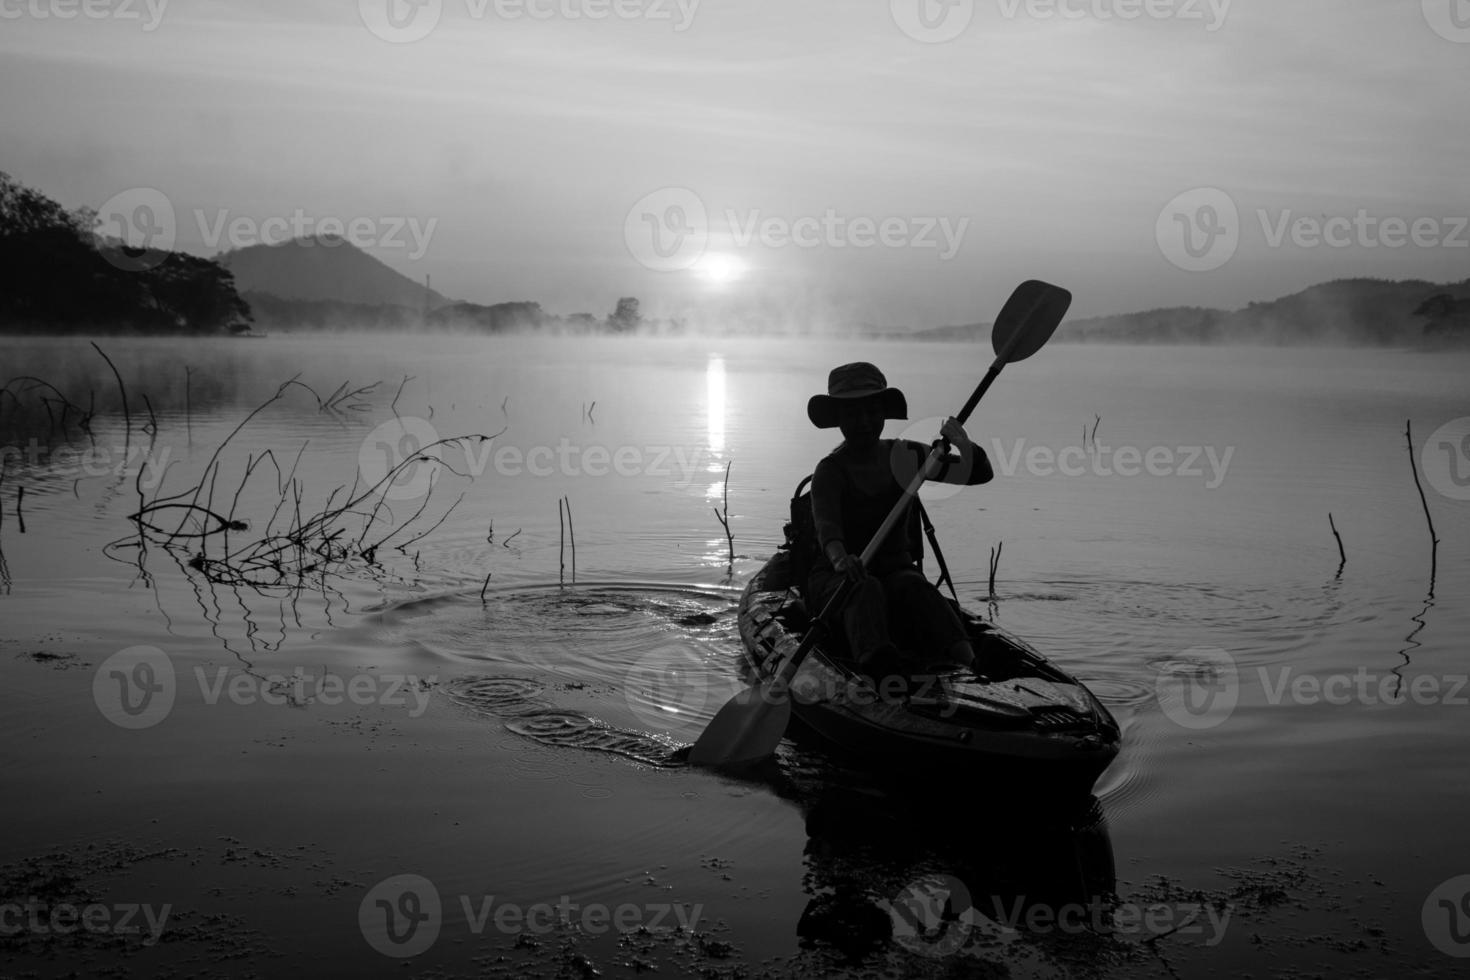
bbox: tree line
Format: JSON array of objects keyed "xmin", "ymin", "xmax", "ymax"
[{"xmin": 0, "ymin": 173, "xmax": 252, "ymax": 335}]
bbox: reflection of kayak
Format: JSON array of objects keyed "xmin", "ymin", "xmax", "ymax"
[{"xmin": 738, "ymin": 552, "xmax": 1121, "ymax": 804}]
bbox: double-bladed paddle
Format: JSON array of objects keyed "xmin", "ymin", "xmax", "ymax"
[{"xmin": 688, "ymin": 280, "xmax": 1072, "ymax": 768}]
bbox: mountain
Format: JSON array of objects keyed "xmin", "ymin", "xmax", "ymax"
[
  {"xmin": 217, "ymin": 236, "xmax": 448, "ymax": 309},
  {"xmin": 912, "ymin": 278, "xmax": 1470, "ymax": 346}
]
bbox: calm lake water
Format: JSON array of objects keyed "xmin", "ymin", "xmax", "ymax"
[{"xmin": 2, "ymin": 333, "xmax": 1468, "ymax": 977}]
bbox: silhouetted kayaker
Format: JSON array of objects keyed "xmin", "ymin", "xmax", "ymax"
[{"xmin": 806, "ymin": 362, "xmax": 993, "ymax": 685}]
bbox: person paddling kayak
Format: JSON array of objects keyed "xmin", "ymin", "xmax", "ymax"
[{"xmin": 805, "ymin": 362, "xmax": 993, "ymax": 685}]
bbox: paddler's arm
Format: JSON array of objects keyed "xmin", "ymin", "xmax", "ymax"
[
  {"xmin": 904, "ymin": 420, "xmax": 992, "ymax": 487},
  {"xmin": 812, "ymin": 457, "xmax": 866, "ymax": 583}
]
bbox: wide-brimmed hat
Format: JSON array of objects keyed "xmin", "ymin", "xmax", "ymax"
[{"xmin": 807, "ymin": 362, "xmax": 908, "ymax": 429}]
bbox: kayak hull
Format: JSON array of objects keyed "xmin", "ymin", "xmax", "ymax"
[{"xmin": 737, "ymin": 551, "xmax": 1121, "ymax": 805}]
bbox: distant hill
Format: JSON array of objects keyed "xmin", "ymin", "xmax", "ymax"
[
  {"xmin": 218, "ymin": 236, "xmax": 448, "ymax": 309},
  {"xmin": 912, "ymin": 278, "xmax": 1470, "ymax": 346}
]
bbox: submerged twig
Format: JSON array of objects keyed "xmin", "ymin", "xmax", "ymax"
[
  {"xmin": 90, "ymin": 343, "xmax": 131, "ymax": 444},
  {"xmin": 988, "ymin": 541, "xmax": 1003, "ymax": 599},
  {"xmin": 563, "ymin": 496, "xmax": 576, "ymax": 583}
]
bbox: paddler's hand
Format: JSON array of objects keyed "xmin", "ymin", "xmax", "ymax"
[
  {"xmin": 939, "ymin": 417, "xmax": 972, "ymax": 451},
  {"xmin": 833, "ymin": 553, "xmax": 867, "ymax": 584}
]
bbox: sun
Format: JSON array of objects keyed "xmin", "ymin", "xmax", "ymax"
[{"xmin": 694, "ymin": 252, "xmax": 748, "ymax": 286}]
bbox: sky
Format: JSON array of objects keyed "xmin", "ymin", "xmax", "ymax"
[{"xmin": 1, "ymin": 0, "xmax": 1466, "ymax": 328}]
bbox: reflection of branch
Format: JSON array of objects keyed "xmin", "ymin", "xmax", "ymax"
[
  {"xmin": 713, "ymin": 461, "xmax": 734, "ymax": 568},
  {"xmin": 1406, "ymin": 420, "xmax": 1440, "ymax": 595},
  {"xmin": 1391, "ymin": 592, "xmax": 1435, "ymax": 699}
]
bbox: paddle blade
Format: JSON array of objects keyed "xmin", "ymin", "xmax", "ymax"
[
  {"xmin": 687, "ymin": 683, "xmax": 791, "ymax": 768},
  {"xmin": 992, "ymin": 280, "xmax": 1072, "ymax": 363}
]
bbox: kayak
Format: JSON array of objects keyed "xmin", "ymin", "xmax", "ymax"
[{"xmin": 737, "ymin": 550, "xmax": 1122, "ymax": 804}]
